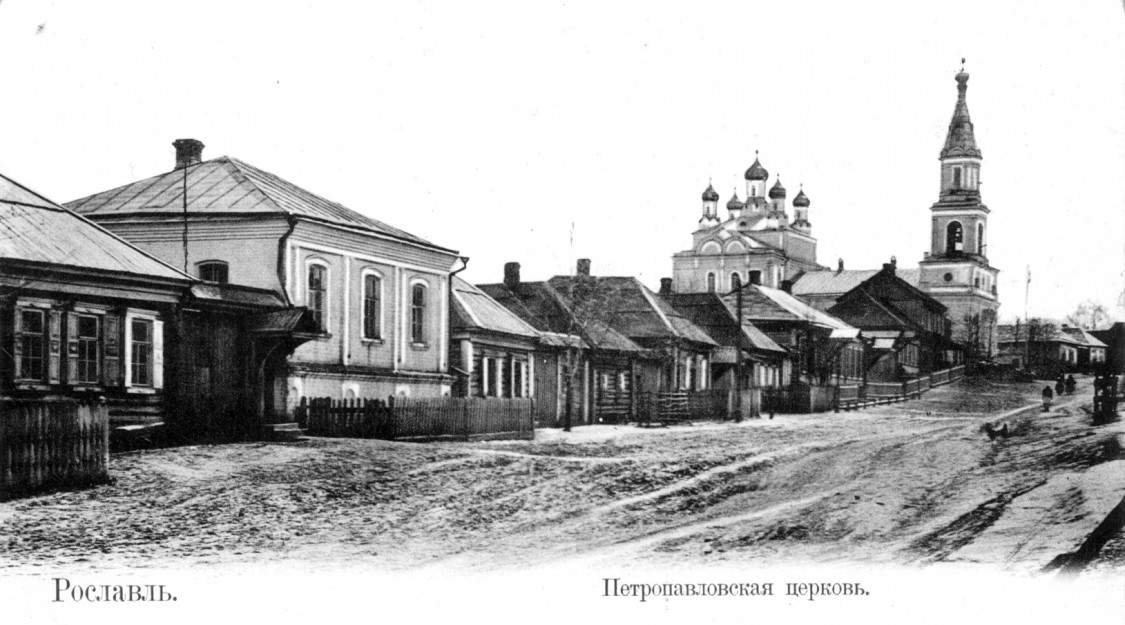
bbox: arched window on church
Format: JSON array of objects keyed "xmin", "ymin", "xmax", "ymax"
[
  {"xmin": 977, "ymin": 223, "xmax": 985, "ymax": 255},
  {"xmin": 730, "ymin": 272, "xmax": 742, "ymax": 290},
  {"xmin": 946, "ymin": 221, "xmax": 963, "ymax": 254},
  {"xmin": 952, "ymin": 167, "xmax": 962, "ymax": 188},
  {"xmin": 706, "ymin": 273, "xmax": 716, "ymax": 293}
]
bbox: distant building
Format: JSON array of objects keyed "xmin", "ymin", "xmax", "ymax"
[
  {"xmin": 996, "ymin": 323, "xmax": 1106, "ymax": 375},
  {"xmin": 672, "ymin": 153, "xmax": 825, "ymax": 293},
  {"xmin": 1090, "ymin": 322, "xmax": 1125, "ymax": 375},
  {"xmin": 67, "ymin": 139, "xmax": 460, "ymax": 409}
]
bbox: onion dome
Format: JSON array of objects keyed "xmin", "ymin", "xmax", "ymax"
[
  {"xmin": 701, "ymin": 183, "xmax": 720, "ymax": 202},
  {"xmin": 726, "ymin": 190, "xmax": 744, "ymax": 211},
  {"xmin": 768, "ymin": 178, "xmax": 786, "ymax": 199},
  {"xmin": 744, "ymin": 153, "xmax": 769, "ymax": 181},
  {"xmin": 793, "ymin": 186, "xmax": 809, "ymax": 207}
]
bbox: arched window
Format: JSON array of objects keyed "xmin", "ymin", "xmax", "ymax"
[
  {"xmin": 749, "ymin": 270, "xmax": 762, "ymax": 286},
  {"xmin": 411, "ymin": 283, "xmax": 427, "ymax": 344},
  {"xmin": 945, "ymin": 221, "xmax": 964, "ymax": 254},
  {"xmin": 706, "ymin": 272, "xmax": 716, "ymax": 292},
  {"xmin": 730, "ymin": 272, "xmax": 742, "ymax": 290},
  {"xmin": 197, "ymin": 260, "xmax": 229, "ymax": 284},
  {"xmin": 977, "ymin": 223, "xmax": 985, "ymax": 254},
  {"xmin": 307, "ymin": 263, "xmax": 328, "ymax": 331},
  {"xmin": 362, "ymin": 273, "xmax": 382, "ymax": 340}
]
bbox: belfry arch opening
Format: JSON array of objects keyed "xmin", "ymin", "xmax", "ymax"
[{"xmin": 946, "ymin": 221, "xmax": 964, "ymax": 254}]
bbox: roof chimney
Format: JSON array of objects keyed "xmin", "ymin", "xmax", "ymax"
[
  {"xmin": 837, "ymin": 258, "xmax": 844, "ymax": 274},
  {"xmin": 173, "ymin": 139, "xmax": 205, "ymax": 170},
  {"xmin": 780, "ymin": 279, "xmax": 793, "ymax": 293},
  {"xmin": 576, "ymin": 258, "xmax": 591, "ymax": 277},
  {"xmin": 659, "ymin": 278, "xmax": 673, "ymax": 295},
  {"xmin": 503, "ymin": 262, "xmax": 521, "ymax": 289}
]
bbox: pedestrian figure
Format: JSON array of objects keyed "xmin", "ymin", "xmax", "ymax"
[
  {"xmin": 1055, "ymin": 379, "xmax": 1065, "ymax": 396},
  {"xmin": 1065, "ymin": 375, "xmax": 1076, "ymax": 395},
  {"xmin": 1042, "ymin": 385, "xmax": 1054, "ymax": 412}
]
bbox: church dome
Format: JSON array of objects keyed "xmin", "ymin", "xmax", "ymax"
[
  {"xmin": 726, "ymin": 191, "xmax": 743, "ymax": 210},
  {"xmin": 744, "ymin": 157, "xmax": 769, "ymax": 181},
  {"xmin": 768, "ymin": 179, "xmax": 786, "ymax": 199},
  {"xmin": 792, "ymin": 188, "xmax": 809, "ymax": 207},
  {"xmin": 701, "ymin": 183, "xmax": 719, "ymax": 202}
]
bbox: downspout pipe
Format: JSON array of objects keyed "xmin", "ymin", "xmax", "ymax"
[
  {"xmin": 277, "ymin": 215, "xmax": 298, "ymax": 306},
  {"xmin": 447, "ymin": 256, "xmax": 470, "ymax": 375}
]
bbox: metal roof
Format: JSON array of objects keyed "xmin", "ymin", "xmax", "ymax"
[
  {"xmin": 66, "ymin": 157, "xmax": 454, "ymax": 253},
  {"xmin": 451, "ymin": 277, "xmax": 540, "ymax": 339},
  {"xmin": 0, "ymin": 171, "xmax": 190, "ymax": 282}
]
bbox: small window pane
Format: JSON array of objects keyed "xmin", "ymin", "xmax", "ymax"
[{"xmin": 198, "ymin": 262, "xmax": 229, "ymax": 284}]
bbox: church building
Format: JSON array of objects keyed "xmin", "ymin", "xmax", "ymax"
[
  {"xmin": 671, "ymin": 153, "xmax": 825, "ymax": 294},
  {"xmin": 916, "ymin": 68, "xmax": 1000, "ymax": 355},
  {"xmin": 790, "ymin": 67, "xmax": 1001, "ymax": 359}
]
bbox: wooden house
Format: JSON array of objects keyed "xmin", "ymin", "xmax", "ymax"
[
  {"xmin": 66, "ymin": 139, "xmax": 461, "ymax": 412},
  {"xmin": 658, "ymin": 282, "xmax": 788, "ymax": 391},
  {"xmin": 0, "ymin": 169, "xmax": 317, "ymax": 439},
  {"xmin": 479, "ymin": 262, "xmax": 657, "ymax": 426},
  {"xmin": 449, "ymin": 276, "xmax": 539, "ymax": 399},
  {"xmin": 721, "ymin": 282, "xmax": 864, "ymax": 387},
  {"xmin": 818, "ymin": 262, "xmax": 959, "ymax": 381},
  {"xmin": 546, "ymin": 260, "xmax": 718, "ymax": 399}
]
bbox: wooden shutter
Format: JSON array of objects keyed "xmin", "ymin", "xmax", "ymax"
[
  {"xmin": 103, "ymin": 311, "xmax": 122, "ymax": 387},
  {"xmin": 48, "ymin": 309, "xmax": 62, "ymax": 384},
  {"xmin": 65, "ymin": 312, "xmax": 79, "ymax": 385},
  {"xmin": 153, "ymin": 319, "xmax": 164, "ymax": 390},
  {"xmin": 12, "ymin": 306, "xmax": 22, "ymax": 380}
]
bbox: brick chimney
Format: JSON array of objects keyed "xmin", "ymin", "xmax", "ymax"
[
  {"xmin": 576, "ymin": 258, "xmax": 591, "ymax": 277},
  {"xmin": 173, "ymin": 139, "xmax": 205, "ymax": 170},
  {"xmin": 837, "ymin": 258, "xmax": 844, "ymax": 273},
  {"xmin": 882, "ymin": 255, "xmax": 898, "ymax": 276},
  {"xmin": 503, "ymin": 262, "xmax": 521, "ymax": 289},
  {"xmin": 659, "ymin": 278, "xmax": 673, "ymax": 295}
]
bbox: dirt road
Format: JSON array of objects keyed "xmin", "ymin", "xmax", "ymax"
[{"xmin": 1, "ymin": 377, "xmax": 1121, "ymax": 575}]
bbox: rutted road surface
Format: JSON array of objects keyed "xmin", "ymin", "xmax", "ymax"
[{"xmin": 1, "ymin": 377, "xmax": 1121, "ymax": 576}]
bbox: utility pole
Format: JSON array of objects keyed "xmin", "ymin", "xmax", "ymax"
[
  {"xmin": 734, "ymin": 284, "xmax": 744, "ymax": 422},
  {"xmin": 1024, "ymin": 265, "xmax": 1031, "ymax": 367}
]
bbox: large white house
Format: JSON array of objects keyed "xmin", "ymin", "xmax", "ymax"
[{"xmin": 67, "ymin": 139, "xmax": 461, "ymax": 411}]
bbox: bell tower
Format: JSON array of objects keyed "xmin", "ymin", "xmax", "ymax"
[{"xmin": 918, "ymin": 63, "xmax": 1000, "ymax": 357}]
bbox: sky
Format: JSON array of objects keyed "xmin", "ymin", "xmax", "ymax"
[{"xmin": 0, "ymin": 0, "xmax": 1122, "ymax": 323}]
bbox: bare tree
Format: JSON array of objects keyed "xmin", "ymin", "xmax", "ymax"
[{"xmin": 1065, "ymin": 300, "xmax": 1110, "ymax": 330}]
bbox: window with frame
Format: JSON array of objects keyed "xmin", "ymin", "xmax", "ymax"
[
  {"xmin": 308, "ymin": 264, "xmax": 327, "ymax": 331},
  {"xmin": 411, "ymin": 283, "xmax": 426, "ymax": 344},
  {"xmin": 706, "ymin": 273, "xmax": 716, "ymax": 293},
  {"xmin": 730, "ymin": 272, "xmax": 742, "ymax": 290},
  {"xmin": 75, "ymin": 314, "xmax": 101, "ymax": 384},
  {"xmin": 198, "ymin": 261, "xmax": 229, "ymax": 284},
  {"xmin": 18, "ymin": 308, "xmax": 46, "ymax": 381},
  {"xmin": 362, "ymin": 274, "xmax": 381, "ymax": 340},
  {"xmin": 130, "ymin": 319, "xmax": 154, "ymax": 387}
]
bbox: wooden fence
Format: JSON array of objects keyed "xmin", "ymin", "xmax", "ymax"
[
  {"xmin": 0, "ymin": 397, "xmax": 110, "ymax": 501},
  {"xmin": 837, "ymin": 365, "xmax": 967, "ymax": 411},
  {"xmin": 296, "ymin": 396, "xmax": 534, "ymax": 442}
]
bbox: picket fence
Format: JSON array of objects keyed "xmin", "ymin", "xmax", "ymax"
[
  {"xmin": 296, "ymin": 396, "xmax": 534, "ymax": 442},
  {"xmin": 0, "ymin": 397, "xmax": 110, "ymax": 501},
  {"xmin": 837, "ymin": 364, "xmax": 966, "ymax": 411}
]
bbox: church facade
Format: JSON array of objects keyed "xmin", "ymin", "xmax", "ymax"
[
  {"xmin": 671, "ymin": 154, "xmax": 824, "ymax": 294},
  {"xmin": 916, "ymin": 69, "xmax": 1000, "ymax": 356},
  {"xmin": 674, "ymin": 68, "xmax": 1001, "ymax": 359}
]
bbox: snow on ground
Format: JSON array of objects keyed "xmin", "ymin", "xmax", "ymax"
[{"xmin": 0, "ymin": 377, "xmax": 1121, "ymax": 578}]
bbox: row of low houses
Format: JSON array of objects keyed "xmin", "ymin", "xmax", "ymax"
[
  {"xmin": 1, "ymin": 138, "xmax": 975, "ymax": 441},
  {"xmin": 995, "ymin": 322, "xmax": 1111, "ymax": 376}
]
